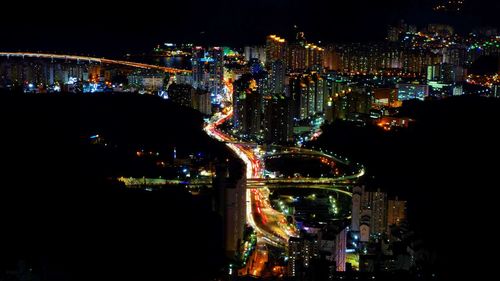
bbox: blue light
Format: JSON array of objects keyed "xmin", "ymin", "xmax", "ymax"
[{"xmin": 200, "ymin": 52, "xmax": 215, "ymax": 62}]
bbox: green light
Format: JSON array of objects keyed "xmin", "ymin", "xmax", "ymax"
[{"xmin": 223, "ymin": 47, "xmax": 237, "ymax": 56}]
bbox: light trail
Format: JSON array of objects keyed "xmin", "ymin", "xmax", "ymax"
[{"xmin": 204, "ymin": 79, "xmax": 362, "ymax": 277}]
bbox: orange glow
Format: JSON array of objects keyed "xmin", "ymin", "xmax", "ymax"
[{"xmin": 268, "ymin": 34, "xmax": 285, "ymax": 43}]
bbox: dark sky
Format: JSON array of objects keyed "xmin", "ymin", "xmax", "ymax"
[{"xmin": 1, "ymin": 0, "xmax": 500, "ymax": 57}]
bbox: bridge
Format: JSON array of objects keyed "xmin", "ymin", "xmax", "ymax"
[
  {"xmin": 116, "ymin": 175, "xmax": 358, "ymax": 194},
  {"xmin": 247, "ymin": 177, "xmax": 354, "ymax": 186},
  {"xmin": 0, "ymin": 52, "xmax": 191, "ymax": 74},
  {"xmin": 116, "ymin": 176, "xmax": 211, "ymax": 188}
]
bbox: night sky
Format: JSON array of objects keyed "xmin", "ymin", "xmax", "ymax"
[{"xmin": 2, "ymin": 0, "xmax": 500, "ymax": 57}]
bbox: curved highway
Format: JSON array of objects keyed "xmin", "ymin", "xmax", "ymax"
[{"xmin": 204, "ymin": 82, "xmax": 362, "ymax": 277}]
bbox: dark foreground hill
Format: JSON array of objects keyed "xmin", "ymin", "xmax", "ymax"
[
  {"xmin": 0, "ymin": 92, "xmax": 231, "ymax": 281},
  {"xmin": 313, "ymin": 95, "xmax": 500, "ymax": 279}
]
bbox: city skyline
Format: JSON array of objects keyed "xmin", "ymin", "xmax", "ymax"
[{"xmin": 2, "ymin": 1, "xmax": 500, "ymax": 280}]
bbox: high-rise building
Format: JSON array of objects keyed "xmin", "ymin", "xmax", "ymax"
[
  {"xmin": 427, "ymin": 63, "xmax": 466, "ymax": 84},
  {"xmin": 400, "ymin": 48, "xmax": 440, "ymax": 74},
  {"xmin": 323, "ymin": 45, "xmax": 342, "ymax": 71},
  {"xmin": 192, "ymin": 46, "xmax": 206, "ymax": 86},
  {"xmin": 287, "ymin": 237, "xmax": 319, "ymax": 278},
  {"xmin": 168, "ymin": 84, "xmax": 212, "ymax": 115},
  {"xmin": 324, "ymin": 79, "xmax": 348, "ymax": 123},
  {"xmin": 287, "ymin": 32, "xmax": 324, "ymax": 72},
  {"xmin": 327, "ymin": 43, "xmax": 440, "ymax": 75},
  {"xmin": 233, "ymin": 74, "xmax": 262, "ymax": 137},
  {"xmin": 328, "ymin": 86, "xmax": 372, "ymax": 122},
  {"xmin": 213, "ymin": 162, "xmax": 246, "ymax": 260},
  {"xmin": 361, "ymin": 188, "xmax": 388, "ymax": 237},
  {"xmin": 288, "ymin": 43, "xmax": 307, "ymax": 72},
  {"xmin": 288, "ymin": 237, "xmax": 302, "ymax": 278},
  {"xmin": 266, "ymin": 35, "xmax": 286, "ymax": 64},
  {"xmin": 359, "ymin": 210, "xmax": 371, "ymax": 242},
  {"xmin": 244, "ymin": 46, "xmax": 267, "ymax": 64},
  {"xmin": 168, "ymin": 83, "xmax": 192, "ymax": 107},
  {"xmin": 335, "ymin": 228, "xmax": 348, "ymax": 272},
  {"xmin": 191, "ymin": 89, "xmax": 212, "ymax": 115},
  {"xmin": 263, "ymin": 95, "xmax": 293, "ymax": 144},
  {"xmin": 492, "ymin": 84, "xmax": 500, "ymax": 98},
  {"xmin": 443, "ymin": 46, "xmax": 467, "ymax": 67},
  {"xmin": 351, "ymin": 186, "xmax": 362, "ymax": 232},
  {"xmin": 289, "ymin": 73, "xmax": 325, "ymax": 120},
  {"xmin": 191, "ymin": 46, "xmax": 225, "ymax": 103},
  {"xmin": 269, "ymin": 60, "xmax": 286, "ymax": 95},
  {"xmin": 387, "ymin": 196, "xmax": 407, "ymax": 233},
  {"xmin": 305, "ymin": 43, "xmax": 324, "ymax": 70}
]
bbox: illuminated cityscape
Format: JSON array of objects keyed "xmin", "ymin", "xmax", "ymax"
[{"xmin": 1, "ymin": 0, "xmax": 499, "ymax": 281}]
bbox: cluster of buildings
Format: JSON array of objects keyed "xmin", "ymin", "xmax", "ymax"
[
  {"xmin": 351, "ymin": 187, "xmax": 408, "ymax": 245},
  {"xmin": 0, "ymin": 57, "xmax": 117, "ymax": 93},
  {"xmin": 166, "ymin": 83, "xmax": 212, "ymax": 115},
  {"xmin": 226, "ymin": 25, "xmax": 500, "ymax": 144},
  {"xmin": 3, "ymin": 19, "xmax": 499, "ymax": 131},
  {"xmin": 234, "ymin": 33, "xmax": 331, "ymax": 144},
  {"xmin": 284, "ymin": 186, "xmax": 409, "ymax": 280},
  {"xmin": 0, "ymin": 55, "xmax": 174, "ymax": 94},
  {"xmin": 191, "ymin": 46, "xmax": 226, "ymax": 103},
  {"xmin": 349, "ymin": 187, "xmax": 415, "ymax": 274}
]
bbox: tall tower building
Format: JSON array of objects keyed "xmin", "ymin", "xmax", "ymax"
[
  {"xmin": 288, "ymin": 43, "xmax": 307, "ymax": 72},
  {"xmin": 244, "ymin": 46, "xmax": 267, "ymax": 64},
  {"xmin": 269, "ymin": 60, "xmax": 286, "ymax": 95},
  {"xmin": 233, "ymin": 74, "xmax": 262, "ymax": 137},
  {"xmin": 305, "ymin": 43, "xmax": 324, "ymax": 69},
  {"xmin": 290, "ymin": 73, "xmax": 325, "ymax": 120},
  {"xmin": 351, "ymin": 186, "xmax": 362, "ymax": 231},
  {"xmin": 263, "ymin": 95, "xmax": 293, "ymax": 144},
  {"xmin": 213, "ymin": 161, "xmax": 246, "ymax": 260},
  {"xmin": 266, "ymin": 35, "xmax": 286, "ymax": 64},
  {"xmin": 287, "ymin": 237, "xmax": 319, "ymax": 278},
  {"xmin": 387, "ymin": 196, "xmax": 407, "ymax": 233},
  {"xmin": 288, "ymin": 32, "xmax": 307, "ymax": 72},
  {"xmin": 191, "ymin": 46, "xmax": 205, "ymax": 88},
  {"xmin": 361, "ymin": 188, "xmax": 388, "ymax": 237},
  {"xmin": 287, "ymin": 33, "xmax": 324, "ymax": 72},
  {"xmin": 335, "ymin": 228, "xmax": 348, "ymax": 272},
  {"xmin": 323, "ymin": 45, "xmax": 343, "ymax": 71},
  {"xmin": 191, "ymin": 46, "xmax": 225, "ymax": 103}
]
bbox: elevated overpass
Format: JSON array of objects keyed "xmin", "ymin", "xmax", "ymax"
[{"xmin": 246, "ymin": 177, "xmax": 354, "ymax": 188}]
